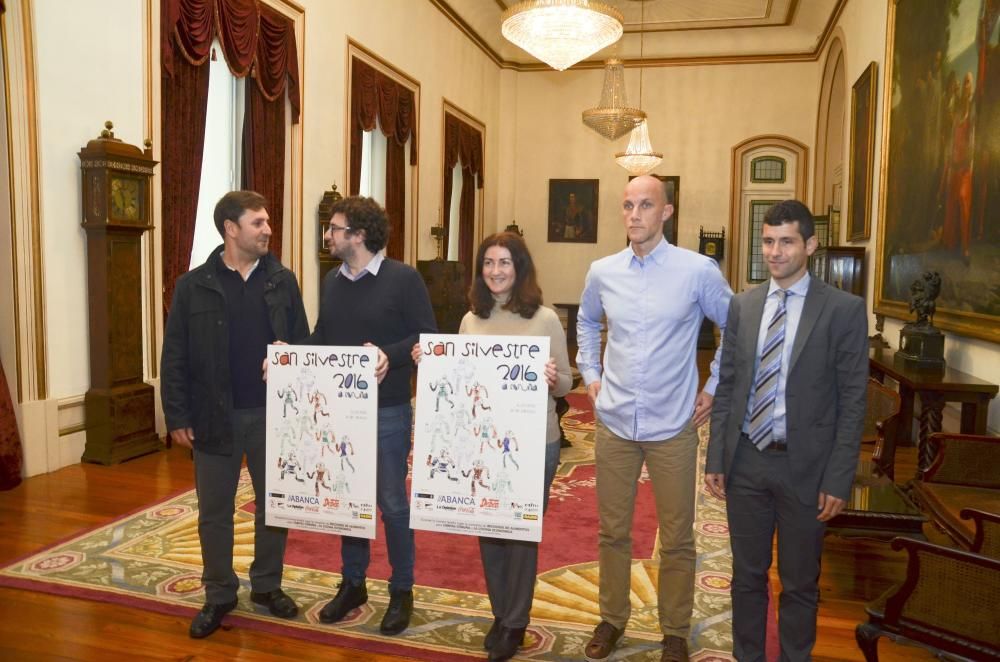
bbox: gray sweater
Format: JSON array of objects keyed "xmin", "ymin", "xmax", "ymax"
[{"xmin": 459, "ymin": 301, "xmax": 572, "ymax": 444}]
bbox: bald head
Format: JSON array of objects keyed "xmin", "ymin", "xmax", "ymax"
[
  {"xmin": 625, "ymin": 175, "xmax": 667, "ymax": 205},
  {"xmin": 622, "ymin": 175, "xmax": 673, "ymax": 257}
]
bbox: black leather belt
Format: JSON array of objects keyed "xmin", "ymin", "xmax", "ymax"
[{"xmin": 740, "ymin": 433, "xmax": 787, "ymax": 453}]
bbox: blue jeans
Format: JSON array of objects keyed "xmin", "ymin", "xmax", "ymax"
[{"xmin": 341, "ymin": 403, "xmax": 414, "ymax": 592}]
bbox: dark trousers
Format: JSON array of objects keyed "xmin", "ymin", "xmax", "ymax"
[
  {"xmin": 341, "ymin": 403, "xmax": 415, "ymax": 593},
  {"xmin": 193, "ymin": 406, "xmax": 288, "ymax": 603},
  {"xmin": 478, "ymin": 440, "xmax": 560, "ymax": 629},
  {"xmin": 726, "ymin": 437, "xmax": 826, "ymax": 662}
]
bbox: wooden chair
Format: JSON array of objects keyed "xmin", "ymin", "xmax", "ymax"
[
  {"xmin": 855, "ymin": 513, "xmax": 1000, "ymax": 661},
  {"xmin": 911, "ymin": 433, "xmax": 1000, "ymax": 549},
  {"xmin": 862, "ymin": 378, "xmax": 901, "ymax": 480},
  {"xmin": 963, "ymin": 508, "xmax": 1000, "ymax": 558}
]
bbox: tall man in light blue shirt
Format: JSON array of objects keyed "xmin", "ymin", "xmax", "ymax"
[
  {"xmin": 706, "ymin": 200, "xmax": 867, "ymax": 661},
  {"xmin": 577, "ymin": 175, "xmax": 733, "ymax": 662}
]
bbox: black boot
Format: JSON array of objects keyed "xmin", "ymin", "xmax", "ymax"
[
  {"xmin": 379, "ymin": 589, "xmax": 413, "ymax": 635},
  {"xmin": 319, "ymin": 581, "xmax": 367, "ymax": 624},
  {"xmin": 488, "ymin": 625, "xmax": 526, "ymax": 661},
  {"xmin": 189, "ymin": 599, "xmax": 238, "ymax": 638},
  {"xmin": 483, "ymin": 617, "xmax": 502, "ymax": 650}
]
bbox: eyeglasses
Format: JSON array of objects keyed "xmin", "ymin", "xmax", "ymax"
[{"xmin": 327, "ymin": 224, "xmax": 351, "ymax": 233}]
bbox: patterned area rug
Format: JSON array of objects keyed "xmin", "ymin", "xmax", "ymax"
[{"xmin": 0, "ymin": 392, "xmax": 768, "ymax": 661}]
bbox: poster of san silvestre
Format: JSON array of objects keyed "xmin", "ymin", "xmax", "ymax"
[
  {"xmin": 265, "ymin": 344, "xmax": 378, "ymax": 538},
  {"xmin": 411, "ymin": 333, "xmax": 550, "ymax": 542}
]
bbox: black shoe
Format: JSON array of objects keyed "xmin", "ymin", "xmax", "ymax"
[
  {"xmin": 379, "ymin": 589, "xmax": 413, "ymax": 635},
  {"xmin": 189, "ymin": 599, "xmax": 238, "ymax": 639},
  {"xmin": 484, "ymin": 617, "xmax": 502, "ymax": 650},
  {"xmin": 250, "ymin": 588, "xmax": 298, "ymax": 619},
  {"xmin": 489, "ymin": 625, "xmax": 527, "ymax": 661},
  {"xmin": 319, "ymin": 581, "xmax": 368, "ymax": 624}
]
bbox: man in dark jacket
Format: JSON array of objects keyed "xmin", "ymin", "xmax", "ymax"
[
  {"xmin": 161, "ymin": 190, "xmax": 309, "ymax": 638},
  {"xmin": 309, "ymin": 196, "xmax": 437, "ymax": 636}
]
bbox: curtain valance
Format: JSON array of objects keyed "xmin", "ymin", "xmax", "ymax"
[
  {"xmin": 162, "ymin": 0, "xmax": 299, "ymax": 123},
  {"xmin": 443, "ymin": 113, "xmax": 484, "ymax": 188}
]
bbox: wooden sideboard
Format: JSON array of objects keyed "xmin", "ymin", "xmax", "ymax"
[
  {"xmin": 417, "ymin": 259, "xmax": 466, "ymax": 334},
  {"xmin": 869, "ymin": 346, "xmax": 998, "ymax": 478}
]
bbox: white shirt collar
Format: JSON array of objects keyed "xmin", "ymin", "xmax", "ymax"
[{"xmin": 338, "ymin": 250, "xmax": 385, "ymax": 281}]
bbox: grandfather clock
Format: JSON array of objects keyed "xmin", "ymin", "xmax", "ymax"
[{"xmin": 80, "ymin": 122, "xmax": 161, "ymax": 464}]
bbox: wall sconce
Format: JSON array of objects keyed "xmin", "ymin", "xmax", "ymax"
[
  {"xmin": 430, "ymin": 223, "xmax": 446, "ymax": 260},
  {"xmin": 504, "ymin": 220, "xmax": 524, "ymax": 237}
]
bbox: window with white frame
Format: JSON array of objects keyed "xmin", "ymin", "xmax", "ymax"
[
  {"xmin": 739, "ymin": 147, "xmax": 796, "ymax": 287},
  {"xmin": 359, "ymin": 121, "xmax": 387, "ymax": 205},
  {"xmin": 189, "ymin": 39, "xmax": 245, "ymax": 270},
  {"xmin": 447, "ymin": 164, "xmax": 463, "ymax": 260}
]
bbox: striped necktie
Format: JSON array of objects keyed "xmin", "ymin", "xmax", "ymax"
[{"xmin": 748, "ymin": 289, "xmax": 789, "ymax": 451}]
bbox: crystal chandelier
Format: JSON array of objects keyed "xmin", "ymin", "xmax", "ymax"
[
  {"xmin": 582, "ymin": 59, "xmax": 646, "ymax": 140},
  {"xmin": 614, "ymin": 1, "xmax": 661, "ymax": 175},
  {"xmin": 501, "ymin": 0, "xmax": 624, "ymax": 71},
  {"xmin": 615, "ymin": 120, "xmax": 662, "ymax": 174}
]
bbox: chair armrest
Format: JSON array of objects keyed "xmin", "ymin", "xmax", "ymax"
[
  {"xmin": 960, "ymin": 508, "xmax": 1000, "ymax": 559},
  {"xmin": 877, "ymin": 537, "xmax": 1000, "ymax": 651}
]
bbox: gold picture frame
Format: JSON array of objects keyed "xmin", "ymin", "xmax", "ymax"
[
  {"xmin": 847, "ymin": 62, "xmax": 877, "ymax": 242},
  {"xmin": 873, "ymin": 0, "xmax": 1000, "ymax": 343}
]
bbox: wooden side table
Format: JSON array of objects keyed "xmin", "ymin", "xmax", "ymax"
[{"xmin": 869, "ymin": 347, "xmax": 998, "ymax": 478}]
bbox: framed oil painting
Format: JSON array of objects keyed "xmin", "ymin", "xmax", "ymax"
[
  {"xmin": 548, "ymin": 179, "xmax": 598, "ymax": 243},
  {"xmin": 875, "ymin": 0, "xmax": 1000, "ymax": 343},
  {"xmin": 627, "ymin": 174, "xmax": 680, "ymax": 245},
  {"xmin": 847, "ymin": 62, "xmax": 877, "ymax": 241}
]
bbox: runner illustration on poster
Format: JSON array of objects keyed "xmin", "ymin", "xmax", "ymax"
[
  {"xmin": 411, "ymin": 333, "xmax": 549, "ymax": 542},
  {"xmin": 265, "ymin": 344, "xmax": 378, "ymax": 538}
]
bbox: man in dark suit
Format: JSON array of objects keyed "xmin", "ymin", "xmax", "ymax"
[{"xmin": 705, "ymin": 200, "xmax": 867, "ymax": 661}]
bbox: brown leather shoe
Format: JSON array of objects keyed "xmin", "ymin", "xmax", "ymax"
[
  {"xmin": 585, "ymin": 620, "xmax": 623, "ymax": 661},
  {"xmin": 660, "ymin": 634, "xmax": 689, "ymax": 662}
]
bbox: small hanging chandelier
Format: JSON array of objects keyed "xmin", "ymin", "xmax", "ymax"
[
  {"xmin": 615, "ymin": 120, "xmax": 662, "ymax": 174},
  {"xmin": 582, "ymin": 59, "xmax": 646, "ymax": 140},
  {"xmin": 614, "ymin": 1, "xmax": 661, "ymax": 175},
  {"xmin": 501, "ymin": 0, "xmax": 624, "ymax": 71}
]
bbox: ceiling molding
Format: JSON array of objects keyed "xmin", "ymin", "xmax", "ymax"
[
  {"xmin": 430, "ymin": 0, "xmax": 846, "ymax": 72},
  {"xmin": 430, "ymin": 0, "xmax": 504, "ymax": 68}
]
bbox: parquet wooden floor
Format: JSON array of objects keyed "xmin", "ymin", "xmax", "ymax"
[{"xmin": 0, "ymin": 441, "xmax": 947, "ymax": 661}]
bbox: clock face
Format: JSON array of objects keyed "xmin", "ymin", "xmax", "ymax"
[{"xmin": 109, "ymin": 177, "xmax": 141, "ymax": 222}]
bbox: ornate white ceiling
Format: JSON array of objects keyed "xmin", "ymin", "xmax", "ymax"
[{"xmin": 432, "ymin": 0, "xmax": 845, "ymax": 69}]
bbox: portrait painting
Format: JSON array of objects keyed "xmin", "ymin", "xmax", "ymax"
[
  {"xmin": 548, "ymin": 179, "xmax": 598, "ymax": 243},
  {"xmin": 875, "ymin": 0, "xmax": 1000, "ymax": 342},
  {"xmin": 847, "ymin": 62, "xmax": 877, "ymax": 241}
]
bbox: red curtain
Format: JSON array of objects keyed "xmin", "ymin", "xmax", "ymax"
[
  {"xmin": 0, "ymin": 0, "xmax": 20, "ymax": 492},
  {"xmin": 242, "ymin": 82, "xmax": 286, "ymax": 259},
  {"xmin": 215, "ymin": 0, "xmax": 258, "ymax": 76},
  {"xmin": 240, "ymin": 4, "xmax": 301, "ymax": 260},
  {"xmin": 161, "ymin": 0, "xmax": 300, "ymax": 315},
  {"xmin": 0, "ymin": 358, "xmax": 22, "ymax": 491},
  {"xmin": 442, "ymin": 113, "xmax": 484, "ymax": 284},
  {"xmin": 253, "ymin": 5, "xmax": 300, "ymax": 122},
  {"xmin": 161, "ymin": 52, "xmax": 210, "ymax": 318},
  {"xmin": 349, "ymin": 57, "xmax": 417, "ymax": 261}
]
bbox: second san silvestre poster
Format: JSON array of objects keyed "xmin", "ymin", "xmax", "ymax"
[{"xmin": 411, "ymin": 333, "xmax": 550, "ymax": 542}]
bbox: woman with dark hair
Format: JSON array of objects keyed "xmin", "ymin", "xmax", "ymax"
[{"xmin": 414, "ymin": 232, "xmax": 572, "ymax": 661}]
